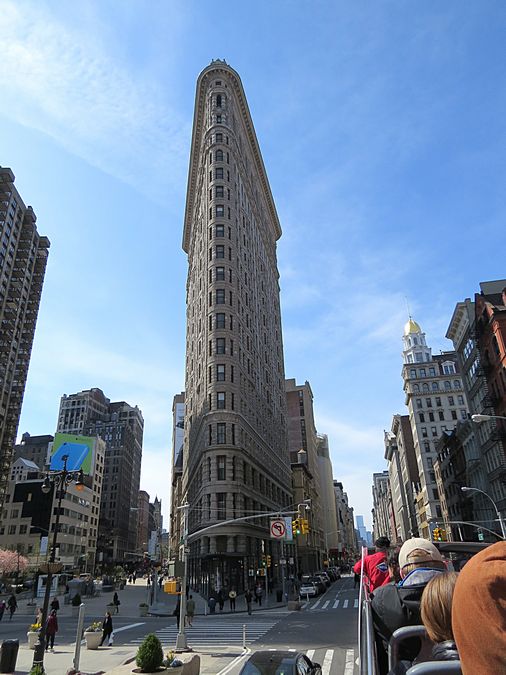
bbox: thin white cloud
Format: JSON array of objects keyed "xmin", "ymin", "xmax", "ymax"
[{"xmin": 0, "ymin": 1, "xmax": 189, "ymax": 203}]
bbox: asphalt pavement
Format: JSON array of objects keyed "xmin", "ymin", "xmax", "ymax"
[{"xmin": 0, "ymin": 575, "xmax": 359, "ymax": 674}]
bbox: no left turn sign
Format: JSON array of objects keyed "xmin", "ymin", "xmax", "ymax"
[{"xmin": 270, "ymin": 518, "xmax": 287, "ymax": 539}]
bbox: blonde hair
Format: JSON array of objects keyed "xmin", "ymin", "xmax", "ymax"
[{"xmin": 420, "ymin": 571, "xmax": 458, "ymax": 643}]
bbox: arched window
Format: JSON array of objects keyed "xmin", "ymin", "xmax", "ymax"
[
  {"xmin": 422, "ymin": 383, "xmax": 429, "ymax": 392},
  {"xmin": 445, "ymin": 381, "xmax": 451, "ymax": 390},
  {"xmin": 413, "ymin": 384, "xmax": 420, "ymax": 393},
  {"xmin": 215, "ymin": 149, "xmax": 224, "ymax": 162},
  {"xmin": 216, "ymin": 94, "xmax": 222, "ymax": 108},
  {"xmin": 432, "ymin": 382, "xmax": 439, "ymax": 391}
]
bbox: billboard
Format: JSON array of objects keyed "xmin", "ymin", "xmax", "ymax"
[{"xmin": 49, "ymin": 433, "xmax": 96, "ymax": 475}]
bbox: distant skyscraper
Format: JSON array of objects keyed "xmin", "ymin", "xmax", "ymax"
[
  {"xmin": 0, "ymin": 167, "xmax": 50, "ymax": 519},
  {"xmin": 57, "ymin": 388, "xmax": 143, "ymax": 562},
  {"xmin": 180, "ymin": 61, "xmax": 292, "ymax": 592}
]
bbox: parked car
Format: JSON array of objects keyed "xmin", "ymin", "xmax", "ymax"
[
  {"xmin": 309, "ymin": 576, "xmax": 326, "ymax": 594},
  {"xmin": 299, "ymin": 581, "xmax": 318, "ymax": 598},
  {"xmin": 315, "ymin": 572, "xmax": 331, "ymax": 588},
  {"xmin": 239, "ymin": 650, "xmax": 322, "ymax": 674}
]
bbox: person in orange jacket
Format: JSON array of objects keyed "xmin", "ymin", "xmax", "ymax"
[{"xmin": 353, "ymin": 537, "xmax": 390, "ymax": 591}]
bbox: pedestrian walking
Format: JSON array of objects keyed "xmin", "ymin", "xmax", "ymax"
[
  {"xmin": 158, "ymin": 576, "xmax": 163, "ymax": 589},
  {"xmin": 255, "ymin": 585, "xmax": 263, "ymax": 606},
  {"xmin": 7, "ymin": 594, "xmax": 17, "ymax": 620},
  {"xmin": 35, "ymin": 606, "xmax": 43, "ymax": 624},
  {"xmin": 112, "ymin": 591, "xmax": 120, "ymax": 614},
  {"xmin": 0, "ymin": 600, "xmax": 6, "ymax": 621},
  {"xmin": 50, "ymin": 597, "xmax": 60, "ymax": 613},
  {"xmin": 245, "ymin": 589, "xmax": 253, "ymax": 615},
  {"xmin": 354, "ymin": 571, "xmax": 360, "ymax": 589},
  {"xmin": 186, "ymin": 595, "xmax": 195, "ymax": 626},
  {"xmin": 229, "ymin": 588, "xmax": 237, "ymax": 611},
  {"xmin": 132, "ymin": 572, "xmax": 137, "ymax": 583},
  {"xmin": 173, "ymin": 597, "xmax": 181, "ymax": 629},
  {"xmin": 218, "ymin": 589, "xmax": 225, "ymax": 611},
  {"xmin": 128, "ymin": 575, "xmax": 133, "ymax": 584},
  {"xmin": 208, "ymin": 596, "xmax": 216, "ymax": 614},
  {"xmin": 100, "ymin": 611, "xmax": 113, "ymax": 646},
  {"xmin": 45, "ymin": 609, "xmax": 58, "ymax": 651}
]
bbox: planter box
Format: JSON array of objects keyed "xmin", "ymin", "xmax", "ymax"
[
  {"xmin": 287, "ymin": 600, "xmax": 302, "ymax": 611},
  {"xmin": 84, "ymin": 631, "xmax": 102, "ymax": 650},
  {"xmin": 27, "ymin": 632, "xmax": 39, "ymax": 649},
  {"xmin": 139, "ymin": 605, "xmax": 149, "ymax": 617}
]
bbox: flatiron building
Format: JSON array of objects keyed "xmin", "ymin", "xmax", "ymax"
[{"xmin": 181, "ymin": 61, "xmax": 293, "ymax": 593}]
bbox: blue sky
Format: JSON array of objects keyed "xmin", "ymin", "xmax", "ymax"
[{"xmin": 1, "ymin": 1, "xmax": 506, "ymax": 529}]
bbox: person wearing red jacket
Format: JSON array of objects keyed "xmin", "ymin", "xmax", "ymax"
[{"xmin": 353, "ymin": 537, "xmax": 390, "ymax": 591}]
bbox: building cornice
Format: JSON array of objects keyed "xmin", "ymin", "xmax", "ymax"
[{"xmin": 182, "ymin": 61, "xmax": 282, "ymax": 253}]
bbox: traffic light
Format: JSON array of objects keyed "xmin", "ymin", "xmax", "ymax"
[
  {"xmin": 266, "ymin": 555, "xmax": 272, "ymax": 568},
  {"xmin": 439, "ymin": 528, "xmax": 447, "ymax": 542},
  {"xmin": 433, "ymin": 527, "xmax": 441, "ymax": 542},
  {"xmin": 301, "ymin": 518, "xmax": 309, "ymax": 535},
  {"xmin": 261, "ymin": 555, "xmax": 266, "ymax": 567},
  {"xmin": 292, "ymin": 519, "xmax": 301, "ymax": 536}
]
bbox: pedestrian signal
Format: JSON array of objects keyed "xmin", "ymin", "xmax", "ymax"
[
  {"xmin": 292, "ymin": 519, "xmax": 301, "ymax": 536},
  {"xmin": 266, "ymin": 555, "xmax": 272, "ymax": 568},
  {"xmin": 301, "ymin": 519, "xmax": 309, "ymax": 535}
]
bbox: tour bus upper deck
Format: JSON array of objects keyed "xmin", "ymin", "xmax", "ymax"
[{"xmin": 357, "ymin": 541, "xmax": 491, "ymax": 675}]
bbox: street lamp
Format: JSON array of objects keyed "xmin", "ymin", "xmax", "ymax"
[
  {"xmin": 460, "ymin": 486, "xmax": 506, "ymax": 539},
  {"xmin": 33, "ymin": 455, "xmax": 85, "ymax": 669},
  {"xmin": 471, "ymin": 413, "xmax": 506, "ymax": 423}
]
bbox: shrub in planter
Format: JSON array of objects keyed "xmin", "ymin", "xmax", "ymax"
[
  {"xmin": 29, "ymin": 666, "xmax": 45, "ymax": 675},
  {"xmin": 136, "ymin": 633, "xmax": 164, "ymax": 673}
]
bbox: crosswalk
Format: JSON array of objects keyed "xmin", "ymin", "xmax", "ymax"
[
  {"xmin": 128, "ymin": 616, "xmax": 282, "ymax": 648},
  {"xmin": 304, "ymin": 596, "xmax": 359, "ymax": 611}
]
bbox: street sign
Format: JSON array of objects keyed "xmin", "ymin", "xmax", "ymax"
[
  {"xmin": 284, "ymin": 516, "xmax": 293, "ymax": 541},
  {"xmin": 270, "ymin": 518, "xmax": 287, "ymax": 539}
]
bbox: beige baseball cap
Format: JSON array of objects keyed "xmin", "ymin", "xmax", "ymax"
[{"xmin": 399, "ymin": 537, "xmax": 444, "ymax": 570}]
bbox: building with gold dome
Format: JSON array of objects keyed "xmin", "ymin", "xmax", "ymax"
[{"xmin": 400, "ymin": 319, "xmax": 469, "ymax": 538}]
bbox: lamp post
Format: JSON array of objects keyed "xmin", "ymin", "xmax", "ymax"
[
  {"xmin": 461, "ymin": 486, "xmax": 506, "ymax": 539},
  {"xmin": 33, "ymin": 454, "xmax": 85, "ymax": 669},
  {"xmin": 471, "ymin": 413, "xmax": 506, "ymax": 423}
]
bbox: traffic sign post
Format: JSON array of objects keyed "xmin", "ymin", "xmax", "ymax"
[{"xmin": 270, "ymin": 519, "xmax": 287, "ymax": 539}]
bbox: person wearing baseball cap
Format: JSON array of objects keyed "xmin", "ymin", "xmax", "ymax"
[
  {"xmin": 353, "ymin": 536, "xmax": 391, "ymax": 592},
  {"xmin": 371, "ymin": 537, "xmax": 445, "ymax": 674}
]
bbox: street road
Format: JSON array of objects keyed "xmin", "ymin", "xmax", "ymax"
[{"xmin": 0, "ymin": 576, "xmax": 359, "ymax": 674}]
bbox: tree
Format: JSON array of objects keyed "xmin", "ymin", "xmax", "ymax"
[{"xmin": 0, "ymin": 549, "xmax": 29, "ymax": 574}]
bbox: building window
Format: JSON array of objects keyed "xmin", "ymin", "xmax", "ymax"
[
  {"xmin": 410, "ymin": 369, "xmax": 416, "ymax": 378},
  {"xmin": 435, "ymin": 397, "xmax": 441, "ymax": 406},
  {"xmin": 458, "ymin": 395, "xmax": 464, "ymax": 405},
  {"xmin": 424, "ymin": 441, "xmax": 431, "ymax": 453},
  {"xmin": 416, "ymin": 398, "xmax": 423, "ymax": 409},
  {"xmin": 422, "ymin": 427, "xmax": 428, "ymax": 438},
  {"xmin": 444, "ymin": 381, "xmax": 451, "ymax": 390},
  {"xmin": 422, "ymin": 383, "xmax": 429, "ymax": 393},
  {"xmin": 443, "ymin": 363, "xmax": 455, "ymax": 374},
  {"xmin": 216, "ymin": 132, "xmax": 223, "ymax": 142},
  {"xmin": 215, "ymin": 168, "xmax": 224, "ymax": 180},
  {"xmin": 451, "ymin": 410, "xmax": 457, "ymax": 420},
  {"xmin": 215, "ymin": 224, "xmax": 224, "ymax": 237},
  {"xmin": 426, "ymin": 398, "xmax": 432, "ymax": 407},
  {"xmin": 216, "ymin": 205, "xmax": 225, "ymax": 217},
  {"xmin": 215, "ymin": 245, "xmax": 225, "ymax": 259},
  {"xmin": 216, "ymin": 338, "xmax": 225, "ymax": 354},
  {"xmin": 429, "ymin": 367, "xmax": 436, "ymax": 376},
  {"xmin": 420, "ymin": 368, "xmax": 426, "ymax": 377},
  {"xmin": 429, "ymin": 412, "xmax": 434, "ymax": 422},
  {"xmin": 454, "ymin": 379, "xmax": 461, "ymax": 389},
  {"xmin": 432, "ymin": 382, "xmax": 439, "ymax": 391},
  {"xmin": 413, "ymin": 384, "xmax": 420, "ymax": 393},
  {"xmin": 217, "ymin": 455, "xmax": 226, "ymax": 479},
  {"xmin": 448, "ymin": 396, "xmax": 454, "ymax": 405},
  {"xmin": 419, "ymin": 413, "xmax": 425, "ymax": 423},
  {"xmin": 438, "ymin": 411, "xmax": 445, "ymax": 421},
  {"xmin": 8, "ymin": 525, "xmax": 16, "ymax": 535},
  {"xmin": 216, "ymin": 364, "xmax": 225, "ymax": 381},
  {"xmin": 216, "ymin": 94, "xmax": 222, "ymax": 108},
  {"xmin": 431, "ymin": 426, "xmax": 438, "ymax": 437},
  {"xmin": 216, "ymin": 114, "xmax": 222, "ymax": 123},
  {"xmin": 215, "ymin": 185, "xmax": 224, "ymax": 198},
  {"xmin": 216, "ymin": 313, "xmax": 225, "ymax": 328},
  {"xmin": 215, "ymin": 149, "xmax": 224, "ymax": 161},
  {"xmin": 216, "ymin": 289, "xmax": 225, "ymax": 304},
  {"xmin": 19, "ymin": 524, "xmax": 27, "ymax": 534},
  {"xmin": 460, "ymin": 410, "xmax": 468, "ymax": 420},
  {"xmin": 216, "ymin": 266, "xmax": 225, "ymax": 281},
  {"xmin": 217, "ymin": 392, "xmax": 226, "ymax": 409},
  {"xmin": 217, "ymin": 493, "xmax": 226, "ymax": 519}
]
